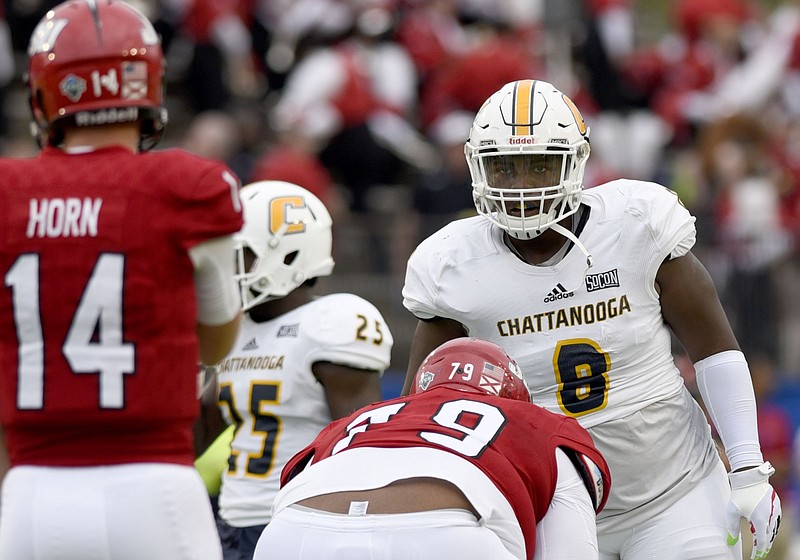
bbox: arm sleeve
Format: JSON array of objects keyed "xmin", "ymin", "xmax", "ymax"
[
  {"xmin": 189, "ymin": 235, "xmax": 241, "ymax": 325},
  {"xmin": 694, "ymin": 350, "xmax": 764, "ymax": 471},
  {"xmin": 533, "ymin": 448, "xmax": 599, "ymax": 560}
]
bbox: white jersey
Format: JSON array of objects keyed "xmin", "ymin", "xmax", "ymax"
[
  {"xmin": 403, "ymin": 179, "xmax": 721, "ymax": 531},
  {"xmin": 216, "ymin": 293, "xmax": 393, "ymax": 527}
]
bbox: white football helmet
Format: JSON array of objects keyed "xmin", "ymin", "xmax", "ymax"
[
  {"xmin": 235, "ymin": 181, "xmax": 335, "ymax": 310},
  {"xmin": 466, "ymin": 79, "xmax": 591, "ymax": 240}
]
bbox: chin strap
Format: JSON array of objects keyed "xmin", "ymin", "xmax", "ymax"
[
  {"xmin": 550, "ymin": 222, "xmax": 593, "ymax": 269},
  {"xmin": 548, "ymin": 221, "xmax": 594, "ymax": 294}
]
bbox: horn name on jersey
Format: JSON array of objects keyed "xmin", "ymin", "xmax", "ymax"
[{"xmin": 26, "ymin": 197, "xmax": 102, "ymax": 238}]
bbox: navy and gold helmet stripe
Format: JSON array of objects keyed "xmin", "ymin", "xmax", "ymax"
[{"xmin": 512, "ymin": 79, "xmax": 535, "ymax": 136}]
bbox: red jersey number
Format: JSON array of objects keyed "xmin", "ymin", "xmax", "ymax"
[
  {"xmin": 331, "ymin": 399, "xmax": 507, "ymax": 458},
  {"xmin": 5, "ymin": 253, "xmax": 135, "ymax": 410}
]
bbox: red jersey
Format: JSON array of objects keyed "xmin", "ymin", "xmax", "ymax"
[
  {"xmin": 281, "ymin": 388, "xmax": 610, "ymax": 558},
  {"xmin": 0, "ymin": 146, "xmax": 242, "ymax": 467}
]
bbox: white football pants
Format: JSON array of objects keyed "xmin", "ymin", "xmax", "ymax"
[{"xmin": 0, "ymin": 463, "xmax": 222, "ymax": 560}]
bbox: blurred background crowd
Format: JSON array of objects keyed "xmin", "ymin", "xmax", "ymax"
[{"xmin": 1, "ymin": 0, "xmax": 800, "ymax": 554}]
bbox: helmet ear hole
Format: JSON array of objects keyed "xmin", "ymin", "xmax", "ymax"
[
  {"xmin": 284, "ymin": 251, "xmax": 299, "ymax": 266},
  {"xmin": 242, "ymin": 247, "xmax": 258, "ymax": 273}
]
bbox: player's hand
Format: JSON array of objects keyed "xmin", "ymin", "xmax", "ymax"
[{"xmin": 726, "ymin": 462, "xmax": 782, "ymax": 559}]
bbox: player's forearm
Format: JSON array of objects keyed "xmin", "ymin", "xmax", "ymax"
[
  {"xmin": 191, "ymin": 235, "xmax": 243, "ymax": 364},
  {"xmin": 194, "ymin": 397, "xmax": 229, "ymax": 458},
  {"xmin": 197, "ymin": 313, "xmax": 241, "ymax": 365}
]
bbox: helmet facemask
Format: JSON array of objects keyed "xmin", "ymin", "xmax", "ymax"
[
  {"xmin": 234, "ymin": 226, "xmax": 296, "ymax": 311},
  {"xmin": 468, "ymin": 145, "xmax": 589, "ymax": 239}
]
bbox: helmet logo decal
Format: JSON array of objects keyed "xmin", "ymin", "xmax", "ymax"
[
  {"xmin": 562, "ymin": 94, "xmax": 588, "ymax": 136},
  {"xmin": 269, "ymin": 196, "xmax": 307, "ymax": 235},
  {"xmin": 419, "ymin": 371, "xmax": 434, "ymax": 391},
  {"xmin": 512, "ymin": 79, "xmax": 535, "ymax": 136},
  {"xmin": 479, "ymin": 362, "xmax": 502, "ymax": 395},
  {"xmin": 27, "ymin": 18, "xmax": 68, "ymax": 55},
  {"xmin": 479, "ymin": 375, "xmax": 501, "ymax": 395},
  {"xmin": 507, "ymin": 360, "xmax": 523, "ymax": 381},
  {"xmin": 59, "ymin": 74, "xmax": 87, "ymax": 102},
  {"xmin": 508, "ymin": 136, "xmax": 536, "ymax": 145},
  {"xmin": 122, "ymin": 62, "xmax": 148, "ymax": 100},
  {"xmin": 74, "ymin": 107, "xmax": 138, "ymax": 126}
]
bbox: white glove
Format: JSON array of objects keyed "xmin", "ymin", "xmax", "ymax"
[{"xmin": 726, "ymin": 462, "xmax": 782, "ymax": 559}]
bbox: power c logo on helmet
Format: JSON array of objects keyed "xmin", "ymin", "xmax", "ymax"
[{"xmin": 269, "ymin": 197, "xmax": 308, "ymax": 236}]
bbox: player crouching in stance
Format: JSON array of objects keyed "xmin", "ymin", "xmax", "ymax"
[{"xmin": 253, "ymin": 338, "xmax": 611, "ymax": 560}]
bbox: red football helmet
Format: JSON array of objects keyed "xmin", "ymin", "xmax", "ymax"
[
  {"xmin": 410, "ymin": 338, "xmax": 531, "ymax": 402},
  {"xmin": 26, "ymin": 0, "xmax": 167, "ymax": 150}
]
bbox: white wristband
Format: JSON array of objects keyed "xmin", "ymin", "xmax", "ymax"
[{"xmin": 694, "ymin": 350, "xmax": 763, "ymax": 471}]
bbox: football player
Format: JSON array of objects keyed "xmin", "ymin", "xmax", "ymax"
[
  {"xmin": 0, "ymin": 1, "xmax": 242, "ymax": 558},
  {"xmin": 254, "ymin": 337, "xmax": 611, "ymax": 560},
  {"xmin": 401, "ymin": 79, "xmax": 781, "ymax": 559},
  {"xmin": 196, "ymin": 180, "xmax": 393, "ymax": 560}
]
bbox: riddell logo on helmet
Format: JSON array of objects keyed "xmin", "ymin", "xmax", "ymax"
[
  {"xmin": 74, "ymin": 108, "xmax": 139, "ymax": 127},
  {"xmin": 508, "ymin": 137, "xmax": 536, "ymax": 145}
]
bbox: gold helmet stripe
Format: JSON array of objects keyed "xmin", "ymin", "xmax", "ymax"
[
  {"xmin": 563, "ymin": 94, "xmax": 588, "ymax": 136},
  {"xmin": 512, "ymin": 79, "xmax": 535, "ymax": 136}
]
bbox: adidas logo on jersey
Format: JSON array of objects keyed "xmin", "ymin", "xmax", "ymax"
[
  {"xmin": 242, "ymin": 338, "xmax": 259, "ymax": 351},
  {"xmin": 544, "ymin": 283, "xmax": 574, "ymax": 303}
]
